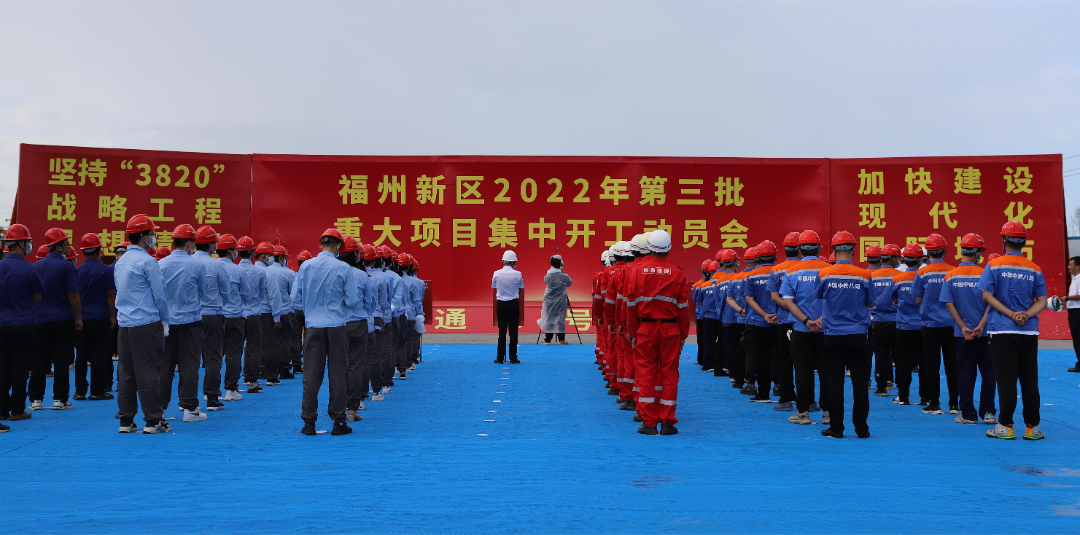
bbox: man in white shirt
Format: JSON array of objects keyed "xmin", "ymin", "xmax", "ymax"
[
  {"xmin": 492, "ymin": 250, "xmax": 525, "ymax": 364},
  {"xmin": 1063, "ymin": 256, "xmax": 1080, "ymax": 373}
]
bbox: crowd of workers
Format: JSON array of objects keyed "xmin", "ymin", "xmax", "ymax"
[
  {"xmin": 592, "ymin": 222, "xmax": 1051, "ymax": 440},
  {"xmin": 0, "ymin": 215, "xmax": 427, "ymax": 435}
]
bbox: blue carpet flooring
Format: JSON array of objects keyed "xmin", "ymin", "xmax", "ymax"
[{"xmin": 2, "ymin": 344, "xmax": 1078, "ymax": 533}]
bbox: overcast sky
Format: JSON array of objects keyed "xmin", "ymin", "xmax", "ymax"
[{"xmin": 1, "ymin": 1, "xmax": 1077, "ymax": 231}]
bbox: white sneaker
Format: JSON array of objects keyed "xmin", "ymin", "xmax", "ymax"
[
  {"xmin": 143, "ymin": 421, "xmax": 171, "ymax": 434},
  {"xmin": 183, "ymin": 408, "xmax": 208, "ymax": 422},
  {"xmin": 381, "ymin": 386, "xmax": 392, "ymax": 395},
  {"xmin": 788, "ymin": 412, "xmax": 811, "ymax": 425},
  {"xmin": 371, "ymin": 393, "xmax": 385, "ymax": 401},
  {"xmin": 409, "ymin": 364, "xmax": 416, "ymax": 371},
  {"xmin": 30, "ymin": 400, "xmax": 42, "ymax": 410},
  {"xmin": 52, "ymin": 400, "xmax": 72, "ymax": 410},
  {"xmin": 223, "ymin": 390, "xmax": 242, "ymax": 401},
  {"xmin": 358, "ymin": 400, "xmax": 365, "ymax": 410},
  {"xmin": 822, "ymin": 411, "xmax": 831, "ymax": 425},
  {"xmin": 982, "ymin": 412, "xmax": 998, "ymax": 425},
  {"xmin": 112, "ymin": 354, "xmax": 119, "ymax": 361},
  {"xmin": 119, "ymin": 422, "xmax": 139, "ymax": 433}
]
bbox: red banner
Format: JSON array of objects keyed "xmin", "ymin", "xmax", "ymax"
[
  {"xmin": 830, "ymin": 154, "xmax": 1069, "ymax": 338},
  {"xmin": 251, "ymin": 155, "xmax": 830, "ymax": 334},
  {"xmin": 14, "ymin": 144, "xmax": 252, "ymax": 256}
]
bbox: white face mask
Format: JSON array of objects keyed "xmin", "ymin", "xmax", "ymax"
[
  {"xmin": 266, "ymin": 257, "xmax": 275, "ymax": 266},
  {"xmin": 147, "ymin": 234, "xmax": 157, "ymax": 249}
]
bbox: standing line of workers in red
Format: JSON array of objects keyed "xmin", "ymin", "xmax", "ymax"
[
  {"xmin": 0, "ymin": 216, "xmax": 426, "ymax": 436},
  {"xmin": 592, "ymin": 222, "xmax": 1049, "ymax": 440}
]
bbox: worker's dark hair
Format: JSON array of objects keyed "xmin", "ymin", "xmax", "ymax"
[
  {"xmin": 216, "ymin": 248, "xmax": 233, "ymax": 258},
  {"xmin": 127, "ymin": 231, "xmax": 147, "ymax": 244},
  {"xmin": 1069, "ymin": 256, "xmax": 1080, "ymax": 265},
  {"xmin": 1004, "ymin": 236, "xmax": 1026, "ymax": 250},
  {"xmin": 338, "ymin": 251, "xmax": 357, "ymax": 267},
  {"xmin": 757, "ymin": 254, "xmax": 777, "ymax": 264},
  {"xmin": 904, "ymin": 257, "xmax": 920, "ymax": 267},
  {"xmin": 800, "ymin": 245, "xmax": 820, "ymax": 257},
  {"xmin": 632, "ymin": 250, "xmax": 646, "ymax": 258},
  {"xmin": 48, "ymin": 238, "xmax": 69, "ymax": 253},
  {"xmin": 195, "ymin": 242, "xmax": 212, "ymax": 252},
  {"xmin": 551, "ymin": 257, "xmax": 562, "ymax": 269},
  {"xmin": 785, "ymin": 246, "xmax": 799, "ymax": 257},
  {"xmin": 928, "ymin": 249, "xmax": 945, "ymax": 259},
  {"xmin": 238, "ymin": 250, "xmax": 253, "ymax": 259},
  {"xmin": 173, "ymin": 238, "xmax": 191, "ymax": 249},
  {"xmin": 868, "ymin": 256, "xmax": 881, "ymax": 264},
  {"xmin": 83, "ymin": 247, "xmax": 101, "ymax": 256},
  {"xmin": 321, "ymin": 236, "xmax": 342, "ymax": 248}
]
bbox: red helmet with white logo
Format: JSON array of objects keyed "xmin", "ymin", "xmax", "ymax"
[
  {"xmin": 720, "ymin": 249, "xmax": 738, "ymax": 264},
  {"xmin": 195, "ymin": 225, "xmax": 218, "ymax": 244},
  {"xmin": 44, "ymin": 228, "xmax": 70, "ymax": 246},
  {"xmin": 5, "ymin": 224, "xmax": 31, "ymax": 241},
  {"xmin": 881, "ymin": 244, "xmax": 902, "ymax": 257},
  {"xmin": 925, "ymin": 233, "xmax": 947, "ymax": 251},
  {"xmin": 274, "ymin": 245, "xmax": 288, "ymax": 257},
  {"xmin": 756, "ymin": 240, "xmax": 777, "ymax": 257},
  {"xmin": 831, "ymin": 231, "xmax": 856, "ymax": 247},
  {"xmin": 700, "ymin": 260, "xmax": 712, "ymax": 270},
  {"xmin": 798, "ymin": 230, "xmax": 820, "ymax": 246},
  {"xmin": 960, "ymin": 233, "xmax": 985, "ymax": 249},
  {"xmin": 125, "ymin": 214, "xmax": 160, "ymax": 234},
  {"xmin": 236, "ymin": 236, "xmax": 255, "ymax": 251},
  {"xmin": 321, "ymin": 228, "xmax": 345, "ymax": 243},
  {"xmin": 362, "ymin": 244, "xmax": 377, "ymax": 261},
  {"xmin": 783, "ymin": 232, "xmax": 800, "ymax": 247},
  {"xmin": 341, "ymin": 237, "xmax": 360, "ymax": 253},
  {"xmin": 36, "ymin": 245, "xmax": 48, "ymax": 259},
  {"xmin": 744, "ymin": 246, "xmax": 758, "ymax": 261},
  {"xmin": 255, "ymin": 242, "xmax": 276, "ymax": 255},
  {"xmin": 217, "ymin": 234, "xmax": 238, "ymax": 250},
  {"xmin": 297, "ymin": 250, "xmax": 313, "ymax": 262},
  {"xmin": 902, "ymin": 243, "xmax": 923, "ymax": 258},
  {"xmin": 172, "ymin": 224, "xmax": 197, "ymax": 240},
  {"xmin": 865, "ymin": 245, "xmax": 882, "ymax": 259},
  {"xmin": 377, "ymin": 245, "xmax": 391, "ymax": 258},
  {"xmin": 80, "ymin": 233, "xmax": 102, "ymax": 250},
  {"xmin": 1001, "ymin": 221, "xmax": 1027, "ymax": 238}
]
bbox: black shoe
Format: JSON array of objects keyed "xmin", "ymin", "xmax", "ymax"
[
  {"xmin": 772, "ymin": 385, "xmax": 781, "ymax": 397},
  {"xmin": 1, "ymin": 423, "xmax": 10, "ymax": 433},
  {"xmin": 1067, "ymin": 365, "xmax": 1080, "ymax": 373},
  {"xmin": 856, "ymin": 430, "xmax": 871, "ymax": 439},
  {"xmin": 917, "ymin": 399, "xmax": 929, "ymax": 406},
  {"xmin": 88, "ymin": 393, "xmax": 114, "ymax": 401},
  {"xmin": 9, "ymin": 412, "xmax": 31, "ymax": 421},
  {"xmin": 701, "ymin": 367, "xmax": 714, "ymax": 372},
  {"xmin": 301, "ymin": 423, "xmax": 317, "ymax": 436},
  {"xmin": 293, "ymin": 365, "xmax": 304, "ymax": 374},
  {"xmin": 821, "ymin": 428, "xmax": 844, "ymax": 439},
  {"xmin": 749, "ymin": 395, "xmax": 772, "ymax": 403},
  {"xmin": 509, "ymin": 358, "xmax": 520, "ymax": 364},
  {"xmin": 637, "ymin": 424, "xmax": 658, "ymax": 435},
  {"xmin": 659, "ymin": 423, "xmax": 679, "ymax": 435},
  {"xmin": 607, "ymin": 388, "xmax": 620, "ymax": 396},
  {"xmin": 247, "ymin": 384, "xmax": 263, "ymax": 393},
  {"xmin": 494, "ymin": 358, "xmax": 504, "ymax": 364},
  {"xmin": 633, "ymin": 414, "xmax": 643, "ymax": 422},
  {"xmin": 279, "ymin": 371, "xmax": 295, "ymax": 380},
  {"xmin": 732, "ymin": 382, "xmax": 743, "ymax": 389},
  {"xmin": 331, "ymin": 420, "xmax": 352, "ymax": 436},
  {"xmin": 266, "ymin": 379, "xmax": 282, "ymax": 386},
  {"xmin": 873, "ymin": 389, "xmax": 888, "ymax": 397},
  {"xmin": 923, "ymin": 404, "xmax": 943, "ymax": 415},
  {"xmin": 73, "ymin": 393, "xmax": 86, "ymax": 401},
  {"xmin": 619, "ymin": 400, "xmax": 634, "ymax": 411}
]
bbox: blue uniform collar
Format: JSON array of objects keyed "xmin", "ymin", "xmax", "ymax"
[
  {"xmin": 930, "ymin": 259, "xmax": 944, "ymax": 264},
  {"xmin": 867, "ymin": 264, "xmax": 879, "ymax": 269},
  {"xmin": 84, "ymin": 257, "xmax": 101, "ymax": 264},
  {"xmin": 5, "ymin": 254, "xmax": 27, "ymax": 262},
  {"xmin": 170, "ymin": 249, "xmax": 188, "ymax": 257},
  {"xmin": 194, "ymin": 251, "xmax": 212, "ymax": 258},
  {"xmin": 48, "ymin": 252, "xmax": 64, "ymax": 258},
  {"xmin": 758, "ymin": 262, "xmax": 775, "ymax": 267},
  {"xmin": 239, "ymin": 259, "xmax": 252, "ymax": 265},
  {"xmin": 317, "ymin": 251, "xmax": 335, "ymax": 259},
  {"xmin": 801, "ymin": 256, "xmax": 816, "ymax": 262},
  {"xmin": 958, "ymin": 262, "xmax": 975, "ymax": 267},
  {"xmin": 836, "ymin": 260, "xmax": 853, "ymax": 265},
  {"xmin": 1006, "ymin": 251, "xmax": 1023, "ymax": 256}
]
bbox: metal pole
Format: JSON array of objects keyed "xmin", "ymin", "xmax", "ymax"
[{"xmin": 566, "ymin": 297, "xmax": 584, "ymax": 344}]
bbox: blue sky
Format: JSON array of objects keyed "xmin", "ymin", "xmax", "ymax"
[{"xmin": 1, "ymin": 1, "xmax": 1077, "ymax": 232}]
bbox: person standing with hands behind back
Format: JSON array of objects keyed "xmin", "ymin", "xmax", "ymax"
[
  {"xmin": 29, "ymin": 228, "xmax": 82, "ymax": 411},
  {"xmin": 493, "ymin": 251, "xmax": 524, "ymax": 364},
  {"xmin": 1062, "ymin": 256, "xmax": 1080, "ymax": 373}
]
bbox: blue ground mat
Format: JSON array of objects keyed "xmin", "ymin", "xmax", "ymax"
[{"xmin": 2, "ymin": 344, "xmax": 1078, "ymax": 533}]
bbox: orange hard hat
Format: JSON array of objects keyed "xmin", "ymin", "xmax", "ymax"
[
  {"xmin": 798, "ymin": 230, "xmax": 820, "ymax": 246},
  {"xmin": 44, "ymin": 228, "xmax": 70, "ymax": 246},
  {"xmin": 125, "ymin": 214, "xmax": 160, "ymax": 234},
  {"xmin": 255, "ymin": 242, "xmax": 276, "ymax": 255},
  {"xmin": 831, "ymin": 231, "xmax": 856, "ymax": 247},
  {"xmin": 960, "ymin": 233, "xmax": 985, "ymax": 249},
  {"xmin": 341, "ymin": 236, "xmax": 360, "ymax": 253},
  {"xmin": 195, "ymin": 225, "xmax": 218, "ymax": 244},
  {"xmin": 865, "ymin": 245, "xmax": 882, "ymax": 259},
  {"xmin": 172, "ymin": 224, "xmax": 197, "ymax": 240},
  {"xmin": 902, "ymin": 243, "xmax": 923, "ymax": 258},
  {"xmin": 5, "ymin": 224, "xmax": 31, "ymax": 241},
  {"xmin": 925, "ymin": 233, "xmax": 947, "ymax": 251},
  {"xmin": 217, "ymin": 234, "xmax": 238, "ymax": 250},
  {"xmin": 783, "ymin": 232, "xmax": 800, "ymax": 248},
  {"xmin": 1001, "ymin": 221, "xmax": 1027, "ymax": 238},
  {"xmin": 236, "ymin": 236, "xmax": 255, "ymax": 251},
  {"xmin": 80, "ymin": 233, "xmax": 102, "ymax": 250}
]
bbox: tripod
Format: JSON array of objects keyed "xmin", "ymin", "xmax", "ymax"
[{"xmin": 536, "ymin": 297, "xmax": 584, "ymax": 344}]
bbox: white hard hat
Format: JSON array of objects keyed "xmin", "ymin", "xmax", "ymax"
[
  {"xmin": 502, "ymin": 250, "xmax": 518, "ymax": 263},
  {"xmin": 614, "ymin": 241, "xmax": 632, "ymax": 256},
  {"xmin": 647, "ymin": 230, "xmax": 672, "ymax": 253},
  {"xmin": 1048, "ymin": 295, "xmax": 1064, "ymax": 312},
  {"xmin": 630, "ymin": 233, "xmax": 649, "ymax": 253},
  {"xmin": 601, "ymin": 250, "xmax": 610, "ymax": 262}
]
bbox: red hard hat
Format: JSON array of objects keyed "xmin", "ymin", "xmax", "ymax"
[
  {"xmin": 714, "ymin": 249, "xmax": 725, "ymax": 262},
  {"xmin": 217, "ymin": 234, "xmax": 238, "ymax": 250},
  {"xmin": 960, "ymin": 233, "xmax": 985, "ymax": 249},
  {"xmin": 706, "ymin": 260, "xmax": 719, "ymax": 272},
  {"xmin": 701, "ymin": 259, "xmax": 712, "ymax": 270},
  {"xmin": 412, "ymin": 260, "xmax": 420, "ymax": 270},
  {"xmin": 362, "ymin": 244, "xmax": 377, "ymax": 261},
  {"xmin": 297, "ymin": 250, "xmax": 313, "ymax": 262},
  {"xmin": 783, "ymin": 232, "xmax": 800, "ymax": 247},
  {"xmin": 80, "ymin": 233, "xmax": 102, "ymax": 250},
  {"xmin": 798, "ymin": 230, "xmax": 820, "ymax": 246},
  {"xmin": 377, "ymin": 245, "xmax": 391, "ymax": 258},
  {"xmin": 902, "ymin": 243, "xmax": 923, "ymax": 258},
  {"xmin": 831, "ymin": 230, "xmax": 856, "ymax": 247},
  {"xmin": 720, "ymin": 249, "xmax": 738, "ymax": 263},
  {"xmin": 125, "ymin": 214, "xmax": 161, "ymax": 234},
  {"xmin": 744, "ymin": 246, "xmax": 758, "ymax": 261},
  {"xmin": 756, "ymin": 240, "xmax": 777, "ymax": 257},
  {"xmin": 44, "ymin": 228, "xmax": 70, "ymax": 246},
  {"xmin": 236, "ymin": 236, "xmax": 255, "ymax": 251},
  {"xmin": 865, "ymin": 245, "xmax": 882, "ymax": 258},
  {"xmin": 155, "ymin": 247, "xmax": 171, "ymax": 259},
  {"xmin": 255, "ymin": 242, "xmax": 276, "ymax": 255},
  {"xmin": 1001, "ymin": 220, "xmax": 1027, "ymax": 238},
  {"xmin": 341, "ymin": 236, "xmax": 360, "ymax": 253},
  {"xmin": 67, "ymin": 248, "xmax": 78, "ymax": 260},
  {"xmin": 391, "ymin": 252, "xmax": 399, "ymax": 262},
  {"xmin": 274, "ymin": 245, "xmax": 288, "ymax": 257},
  {"xmin": 986, "ymin": 253, "xmax": 1001, "ymax": 262},
  {"xmin": 172, "ymin": 224, "xmax": 197, "ymax": 240},
  {"xmin": 36, "ymin": 245, "xmax": 48, "ymax": 259},
  {"xmin": 195, "ymin": 225, "xmax": 218, "ymax": 244},
  {"xmin": 321, "ymin": 228, "xmax": 345, "ymax": 242},
  {"xmin": 882, "ymin": 244, "xmax": 902, "ymax": 256},
  {"xmin": 925, "ymin": 233, "xmax": 947, "ymax": 251},
  {"xmin": 828, "ymin": 253, "xmax": 836, "ymax": 263},
  {"xmin": 398, "ymin": 253, "xmax": 413, "ymax": 267},
  {"xmin": 5, "ymin": 223, "xmax": 31, "ymax": 241}
]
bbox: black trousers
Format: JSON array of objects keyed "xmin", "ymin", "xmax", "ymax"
[
  {"xmin": 824, "ymin": 333, "xmax": 871, "ymax": 435},
  {"xmin": 292, "ymin": 310, "xmax": 305, "ymax": 368},
  {"xmin": 201, "ymin": 314, "xmax": 225, "ymax": 398},
  {"xmin": 161, "ymin": 320, "xmax": 203, "ymax": 412},
  {"xmin": 544, "ymin": 332, "xmax": 566, "ymax": 342},
  {"xmin": 1069, "ymin": 308, "xmax": 1080, "ymax": 365},
  {"xmin": 393, "ymin": 315, "xmax": 408, "ymax": 374},
  {"xmin": 75, "ymin": 318, "xmax": 112, "ymax": 396},
  {"xmin": 301, "ymin": 326, "xmax": 348, "ymax": 424},
  {"xmin": 695, "ymin": 323, "xmax": 704, "ymax": 364},
  {"xmin": 700, "ymin": 318, "xmax": 719, "ymax": 371},
  {"xmin": 117, "ymin": 321, "xmax": 165, "ymax": 424},
  {"xmin": 747, "ymin": 325, "xmax": 777, "ymax": 397},
  {"xmin": 989, "ymin": 333, "xmax": 1039, "ymax": 426},
  {"xmin": 29, "ymin": 320, "xmax": 76, "ymax": 403},
  {"xmin": 711, "ymin": 319, "xmax": 728, "ymax": 377},
  {"xmin": 894, "ymin": 328, "xmax": 922, "ymax": 402},
  {"xmin": 345, "ymin": 319, "xmax": 370, "ymax": 410},
  {"xmin": 790, "ymin": 330, "xmax": 828, "ymax": 414},
  {"xmin": 775, "ymin": 323, "xmax": 795, "ymax": 403},
  {"xmin": 872, "ymin": 321, "xmax": 896, "ymax": 389},
  {"xmin": 275, "ymin": 312, "xmax": 295, "ymax": 374},
  {"xmin": 725, "ymin": 323, "xmax": 745, "ymax": 385},
  {"xmin": 921, "ymin": 326, "xmax": 958, "ymax": 407},
  {"xmin": 369, "ymin": 318, "xmax": 386, "ymax": 392},
  {"xmin": 259, "ymin": 313, "xmax": 278, "ymax": 380},
  {"xmin": 0, "ymin": 325, "xmax": 36, "ymax": 416},
  {"xmin": 955, "ymin": 337, "xmax": 996, "ymax": 421},
  {"xmin": 496, "ymin": 299, "xmax": 519, "ymax": 361},
  {"xmin": 222, "ymin": 317, "xmax": 245, "ymax": 391},
  {"xmin": 242, "ymin": 315, "xmax": 263, "ymax": 383}
]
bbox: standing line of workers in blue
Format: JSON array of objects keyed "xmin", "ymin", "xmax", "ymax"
[
  {"xmin": 0, "ymin": 216, "xmax": 427, "ymax": 435},
  {"xmin": 669, "ymin": 221, "xmax": 1046, "ymax": 440}
]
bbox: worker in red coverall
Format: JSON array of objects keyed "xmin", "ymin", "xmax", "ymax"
[
  {"xmin": 626, "ymin": 230, "xmax": 690, "ymax": 436},
  {"xmin": 592, "ymin": 251, "xmax": 610, "ymax": 367},
  {"xmin": 598, "ymin": 245, "xmax": 621, "ymax": 393},
  {"xmin": 604, "ymin": 241, "xmax": 633, "ymax": 400},
  {"xmin": 616, "ymin": 234, "xmax": 650, "ymax": 419}
]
